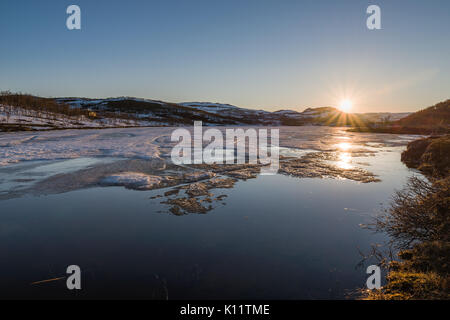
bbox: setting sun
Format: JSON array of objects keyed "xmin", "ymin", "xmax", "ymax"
[{"xmin": 339, "ymin": 100, "xmax": 352, "ymax": 113}]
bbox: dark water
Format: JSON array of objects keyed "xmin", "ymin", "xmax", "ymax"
[{"xmin": 0, "ymin": 148, "xmax": 414, "ymax": 299}]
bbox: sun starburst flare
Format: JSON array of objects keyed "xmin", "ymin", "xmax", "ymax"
[{"xmin": 339, "ymin": 100, "xmax": 352, "ymax": 113}]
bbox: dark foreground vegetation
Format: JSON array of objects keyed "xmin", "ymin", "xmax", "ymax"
[{"xmin": 365, "ymin": 135, "xmax": 450, "ymax": 299}]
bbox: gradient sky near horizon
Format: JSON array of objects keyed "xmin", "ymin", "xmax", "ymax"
[{"xmin": 1, "ymin": 0, "xmax": 449, "ymax": 112}]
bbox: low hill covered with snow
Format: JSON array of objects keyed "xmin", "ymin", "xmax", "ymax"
[{"xmin": 0, "ymin": 92, "xmax": 412, "ymax": 132}]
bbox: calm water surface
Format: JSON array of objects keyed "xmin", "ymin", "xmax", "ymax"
[{"xmin": 0, "ymin": 129, "xmax": 418, "ymax": 299}]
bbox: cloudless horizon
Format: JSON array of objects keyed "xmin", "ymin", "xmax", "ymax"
[{"xmin": 1, "ymin": 0, "xmax": 449, "ymax": 112}]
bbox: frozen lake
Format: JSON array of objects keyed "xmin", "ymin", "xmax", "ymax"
[{"xmin": 0, "ymin": 126, "xmax": 421, "ymax": 299}]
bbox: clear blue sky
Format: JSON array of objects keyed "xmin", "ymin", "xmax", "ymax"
[{"xmin": 1, "ymin": 0, "xmax": 449, "ymax": 112}]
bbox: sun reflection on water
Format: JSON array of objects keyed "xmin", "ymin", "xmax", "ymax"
[
  {"xmin": 338, "ymin": 152, "xmax": 353, "ymax": 169},
  {"xmin": 337, "ymin": 142, "xmax": 352, "ymax": 151},
  {"xmin": 336, "ymin": 141, "xmax": 353, "ymax": 169}
]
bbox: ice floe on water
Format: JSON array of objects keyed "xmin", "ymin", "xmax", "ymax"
[
  {"xmin": 0, "ymin": 127, "xmax": 175, "ymax": 166},
  {"xmin": 0, "ymin": 157, "xmax": 120, "ymax": 196},
  {"xmin": 101, "ymin": 172, "xmax": 167, "ymax": 190},
  {"xmin": 0, "ymin": 126, "xmax": 420, "ymax": 167},
  {"xmin": 0, "ymin": 126, "xmax": 420, "ymax": 213}
]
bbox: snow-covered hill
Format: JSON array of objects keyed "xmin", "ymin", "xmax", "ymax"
[
  {"xmin": 0, "ymin": 105, "xmax": 163, "ymax": 131},
  {"xmin": 178, "ymin": 102, "xmax": 241, "ymax": 113},
  {"xmin": 1, "ymin": 94, "xmax": 412, "ymax": 132}
]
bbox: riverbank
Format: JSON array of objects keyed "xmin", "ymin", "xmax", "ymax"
[{"xmin": 364, "ymin": 135, "xmax": 449, "ymax": 300}]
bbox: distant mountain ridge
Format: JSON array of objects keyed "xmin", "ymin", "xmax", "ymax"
[
  {"xmin": 0, "ymin": 92, "xmax": 417, "ymax": 131},
  {"xmin": 59, "ymin": 97, "xmax": 412, "ymax": 126}
]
